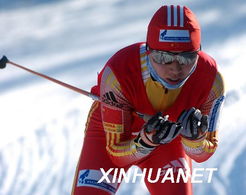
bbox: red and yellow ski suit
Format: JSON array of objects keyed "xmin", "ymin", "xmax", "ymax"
[{"xmin": 72, "ymin": 43, "xmax": 225, "ymax": 195}]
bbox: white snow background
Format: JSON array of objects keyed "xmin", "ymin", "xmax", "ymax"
[{"xmin": 0, "ymin": 0, "xmax": 246, "ymax": 194}]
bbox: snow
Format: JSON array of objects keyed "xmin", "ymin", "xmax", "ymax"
[{"xmin": 0, "ymin": 0, "xmax": 246, "ymax": 194}]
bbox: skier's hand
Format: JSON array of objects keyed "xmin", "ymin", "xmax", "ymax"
[
  {"xmin": 178, "ymin": 107, "xmax": 208, "ymax": 140},
  {"xmin": 134, "ymin": 112, "xmax": 183, "ymax": 150}
]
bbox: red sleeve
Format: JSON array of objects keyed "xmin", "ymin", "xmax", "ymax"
[
  {"xmin": 100, "ymin": 66, "xmax": 151, "ymax": 167},
  {"xmin": 181, "ymin": 71, "xmax": 225, "ymax": 162}
]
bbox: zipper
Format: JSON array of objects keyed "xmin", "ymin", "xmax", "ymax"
[{"xmin": 165, "ymin": 87, "xmax": 168, "ymax": 94}]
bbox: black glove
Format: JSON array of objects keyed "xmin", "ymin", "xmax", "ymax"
[
  {"xmin": 178, "ymin": 107, "xmax": 208, "ymax": 140},
  {"xmin": 134, "ymin": 112, "xmax": 183, "ymax": 150}
]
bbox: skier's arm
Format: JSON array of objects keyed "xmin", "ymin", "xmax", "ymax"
[
  {"xmin": 100, "ymin": 66, "xmax": 152, "ymax": 167},
  {"xmin": 181, "ymin": 71, "xmax": 225, "ymax": 163}
]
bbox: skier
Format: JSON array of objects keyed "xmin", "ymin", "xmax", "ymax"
[{"xmin": 72, "ymin": 5, "xmax": 225, "ymax": 195}]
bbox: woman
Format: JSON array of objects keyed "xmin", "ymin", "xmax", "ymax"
[{"xmin": 72, "ymin": 5, "xmax": 225, "ymax": 195}]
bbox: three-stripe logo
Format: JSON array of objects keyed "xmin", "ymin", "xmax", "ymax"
[
  {"xmin": 159, "ymin": 5, "xmax": 190, "ymax": 43},
  {"xmin": 166, "ymin": 5, "xmax": 184, "ymax": 27}
]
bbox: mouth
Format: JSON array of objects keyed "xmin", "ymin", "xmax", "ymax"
[{"xmin": 166, "ymin": 78, "xmax": 182, "ymax": 85}]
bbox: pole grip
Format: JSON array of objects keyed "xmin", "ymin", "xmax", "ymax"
[{"xmin": 0, "ymin": 56, "xmax": 8, "ymax": 69}]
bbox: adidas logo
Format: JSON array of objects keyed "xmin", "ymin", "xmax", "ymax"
[{"xmin": 102, "ymin": 91, "xmax": 124, "ymax": 108}]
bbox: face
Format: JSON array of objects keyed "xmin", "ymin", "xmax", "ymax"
[{"xmin": 149, "ymin": 51, "xmax": 198, "ymax": 85}]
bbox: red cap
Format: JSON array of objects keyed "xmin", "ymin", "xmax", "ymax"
[{"xmin": 147, "ymin": 5, "xmax": 201, "ymax": 52}]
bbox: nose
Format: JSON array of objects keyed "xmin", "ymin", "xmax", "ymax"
[{"xmin": 170, "ymin": 61, "xmax": 182, "ymax": 75}]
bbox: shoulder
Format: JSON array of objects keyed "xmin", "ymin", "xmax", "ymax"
[
  {"xmin": 197, "ymin": 51, "xmax": 218, "ymax": 75},
  {"xmin": 198, "ymin": 51, "xmax": 217, "ymax": 65},
  {"xmin": 198, "ymin": 52, "xmax": 225, "ymax": 95},
  {"xmin": 107, "ymin": 42, "xmax": 144, "ymax": 63},
  {"xmin": 195, "ymin": 51, "xmax": 218, "ymax": 81},
  {"xmin": 105, "ymin": 42, "xmax": 145, "ymax": 81},
  {"xmin": 211, "ymin": 71, "xmax": 225, "ymax": 96}
]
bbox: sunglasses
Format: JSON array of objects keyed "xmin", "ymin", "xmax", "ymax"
[{"xmin": 148, "ymin": 47, "xmax": 200, "ymax": 66}]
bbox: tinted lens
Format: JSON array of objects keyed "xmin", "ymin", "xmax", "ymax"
[
  {"xmin": 151, "ymin": 51, "xmax": 175, "ymax": 64},
  {"xmin": 176, "ymin": 55, "xmax": 197, "ymax": 66},
  {"xmin": 151, "ymin": 50, "xmax": 198, "ymax": 66},
  {"xmin": 174, "ymin": 51, "xmax": 198, "ymax": 65}
]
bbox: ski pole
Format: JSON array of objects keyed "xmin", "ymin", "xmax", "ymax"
[
  {"xmin": 0, "ymin": 55, "xmax": 150, "ymax": 121},
  {"xmin": 0, "ymin": 55, "xmax": 99, "ymax": 101}
]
